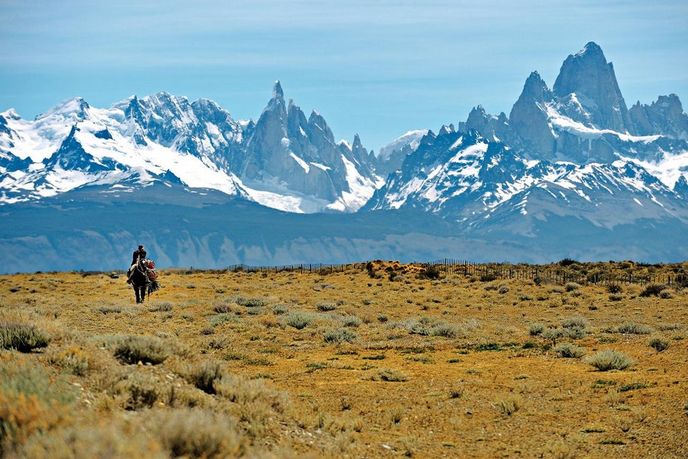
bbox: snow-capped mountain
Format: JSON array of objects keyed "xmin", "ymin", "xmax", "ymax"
[
  {"xmin": 2, "ymin": 41, "xmax": 688, "ymax": 271},
  {"xmin": 0, "ymin": 82, "xmax": 382, "ymax": 212},
  {"xmin": 369, "ymin": 42, "xmax": 688, "ymax": 236},
  {"xmin": 376, "ymin": 129, "xmax": 429, "ymax": 176}
]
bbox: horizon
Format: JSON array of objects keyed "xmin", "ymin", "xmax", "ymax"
[{"xmin": 1, "ymin": 0, "xmax": 687, "ymax": 151}]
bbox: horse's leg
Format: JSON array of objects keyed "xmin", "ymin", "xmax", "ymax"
[
  {"xmin": 141, "ymin": 285, "xmax": 146, "ymax": 303},
  {"xmin": 134, "ymin": 285, "xmax": 141, "ymax": 303}
]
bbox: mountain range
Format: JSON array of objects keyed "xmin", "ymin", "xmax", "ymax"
[{"xmin": 2, "ymin": 42, "xmax": 688, "ymax": 272}]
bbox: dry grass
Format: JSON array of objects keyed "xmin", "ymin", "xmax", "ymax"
[{"xmin": 0, "ymin": 261, "xmax": 687, "ymax": 457}]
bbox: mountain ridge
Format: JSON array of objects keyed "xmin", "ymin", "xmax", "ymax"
[{"xmin": 2, "ymin": 42, "xmax": 688, "ymax": 271}]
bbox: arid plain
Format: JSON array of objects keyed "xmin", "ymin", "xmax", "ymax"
[{"xmin": 1, "ymin": 261, "xmax": 687, "ymax": 458}]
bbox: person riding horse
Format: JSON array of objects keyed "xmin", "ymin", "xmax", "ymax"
[
  {"xmin": 132, "ymin": 245, "xmax": 147, "ymax": 267},
  {"xmin": 127, "ymin": 244, "xmax": 154, "ymax": 303}
]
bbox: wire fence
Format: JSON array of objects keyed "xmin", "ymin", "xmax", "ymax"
[{"xmin": 218, "ymin": 259, "xmax": 687, "ymax": 286}]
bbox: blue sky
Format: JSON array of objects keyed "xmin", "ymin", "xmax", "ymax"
[{"xmin": 1, "ymin": 0, "xmax": 686, "ymax": 151}]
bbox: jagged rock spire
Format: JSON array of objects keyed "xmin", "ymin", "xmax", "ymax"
[{"xmin": 553, "ymin": 41, "xmax": 631, "ymax": 131}]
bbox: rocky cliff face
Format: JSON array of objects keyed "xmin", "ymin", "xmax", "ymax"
[{"xmin": 0, "ymin": 82, "xmax": 381, "ymax": 212}]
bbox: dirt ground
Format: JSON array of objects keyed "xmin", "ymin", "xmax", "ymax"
[{"xmin": 0, "ymin": 262, "xmax": 687, "ymax": 458}]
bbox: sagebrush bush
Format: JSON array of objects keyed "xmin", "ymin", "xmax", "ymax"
[
  {"xmin": 184, "ymin": 361, "xmax": 224, "ymax": 394},
  {"xmin": 648, "ymin": 337, "xmax": 669, "ymax": 352},
  {"xmin": 151, "ymin": 409, "xmax": 240, "ymax": 458},
  {"xmin": 659, "ymin": 289, "xmax": 673, "ymax": 299},
  {"xmin": 324, "ymin": 328, "xmax": 356, "ymax": 344},
  {"xmin": 498, "ymin": 285, "xmax": 510, "ymax": 294},
  {"xmin": 430, "ymin": 323, "xmax": 460, "ymax": 338},
  {"xmin": 607, "ymin": 284, "xmax": 623, "ymax": 294},
  {"xmin": 341, "ymin": 315, "xmax": 362, "ymax": 327},
  {"xmin": 283, "ymin": 312, "xmax": 315, "ymax": 330},
  {"xmin": 19, "ymin": 422, "xmax": 167, "ymax": 459},
  {"xmin": 417, "ymin": 265, "xmax": 441, "ymax": 280},
  {"xmin": 565, "ymin": 282, "xmax": 581, "ymax": 292},
  {"xmin": 113, "ymin": 373, "xmax": 164, "ymax": 410},
  {"xmin": 554, "ymin": 343, "xmax": 585, "ymax": 358},
  {"xmin": 0, "ymin": 323, "xmax": 50, "ymax": 352},
  {"xmin": 113, "ymin": 335, "xmax": 169, "ymax": 364},
  {"xmin": 236, "ymin": 297, "xmax": 266, "ymax": 308},
  {"xmin": 148, "ymin": 302, "xmax": 173, "ymax": 312},
  {"xmin": 0, "ymin": 360, "xmax": 76, "ymax": 451},
  {"xmin": 586, "ymin": 350, "xmax": 633, "ymax": 371},
  {"xmin": 495, "ymin": 395, "xmax": 520, "ymax": 416},
  {"xmin": 562, "ymin": 317, "xmax": 587, "ymax": 329},
  {"xmin": 529, "ymin": 323, "xmax": 545, "ymax": 336},
  {"xmin": 316, "ymin": 302, "xmax": 337, "ymax": 312},
  {"xmin": 639, "ymin": 284, "xmax": 665, "ymax": 297},
  {"xmin": 47, "ymin": 345, "xmax": 92, "ymax": 376},
  {"xmin": 272, "ymin": 304, "xmax": 288, "ymax": 315},
  {"xmin": 541, "ymin": 327, "xmax": 565, "ymax": 344},
  {"xmin": 373, "ymin": 369, "xmax": 408, "ymax": 382},
  {"xmin": 617, "ymin": 323, "xmax": 651, "ymax": 335}
]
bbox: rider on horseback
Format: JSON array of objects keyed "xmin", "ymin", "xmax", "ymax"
[{"xmin": 127, "ymin": 245, "xmax": 147, "ymax": 284}]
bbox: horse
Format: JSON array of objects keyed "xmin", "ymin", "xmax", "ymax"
[
  {"xmin": 129, "ymin": 260, "xmax": 150, "ymax": 303},
  {"xmin": 129, "ymin": 259, "xmax": 160, "ymax": 303}
]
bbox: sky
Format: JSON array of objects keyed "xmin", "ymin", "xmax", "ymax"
[{"xmin": 0, "ymin": 0, "xmax": 687, "ymax": 151}]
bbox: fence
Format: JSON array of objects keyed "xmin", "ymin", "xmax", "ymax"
[
  {"xmin": 429, "ymin": 259, "xmax": 687, "ymax": 286},
  {"xmin": 218, "ymin": 260, "xmax": 687, "ymax": 286}
]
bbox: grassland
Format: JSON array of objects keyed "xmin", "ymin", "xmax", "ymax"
[{"xmin": 0, "ymin": 261, "xmax": 687, "ymax": 458}]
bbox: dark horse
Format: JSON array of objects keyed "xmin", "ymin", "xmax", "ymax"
[
  {"xmin": 129, "ymin": 261, "xmax": 159, "ymax": 303},
  {"xmin": 129, "ymin": 261, "xmax": 149, "ymax": 303}
]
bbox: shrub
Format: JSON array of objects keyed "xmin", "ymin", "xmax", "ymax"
[
  {"xmin": 316, "ymin": 302, "xmax": 337, "ymax": 312},
  {"xmin": 0, "ymin": 323, "xmax": 50, "ymax": 352},
  {"xmin": 586, "ymin": 350, "xmax": 633, "ymax": 371},
  {"xmin": 495, "ymin": 396, "xmax": 520, "ymax": 416},
  {"xmin": 565, "ymin": 282, "xmax": 581, "ymax": 292},
  {"xmin": 213, "ymin": 304, "xmax": 231, "ymax": 313},
  {"xmin": 377, "ymin": 314, "xmax": 388, "ymax": 323},
  {"xmin": 648, "ymin": 337, "xmax": 669, "ymax": 352},
  {"xmin": 554, "ymin": 343, "xmax": 585, "ymax": 358},
  {"xmin": 324, "ymin": 328, "xmax": 356, "ymax": 344},
  {"xmin": 529, "ymin": 323, "xmax": 545, "ymax": 336},
  {"xmin": 98, "ymin": 306, "xmax": 122, "ymax": 314},
  {"xmin": 479, "ymin": 273, "xmax": 497, "ymax": 282},
  {"xmin": 152, "ymin": 409, "xmax": 240, "ymax": 458},
  {"xmin": 236, "ymin": 297, "xmax": 266, "ymax": 308},
  {"xmin": 341, "ymin": 315, "xmax": 362, "ymax": 327},
  {"xmin": 418, "ymin": 265, "xmax": 441, "ymax": 280},
  {"xmin": 617, "ymin": 323, "xmax": 651, "ymax": 335},
  {"xmin": 564, "ymin": 326, "xmax": 587, "ymax": 340},
  {"xmin": 0, "ymin": 361, "xmax": 76, "ymax": 452},
  {"xmin": 18, "ymin": 423, "xmax": 166, "ymax": 459},
  {"xmin": 639, "ymin": 284, "xmax": 665, "ymax": 297},
  {"xmin": 148, "ymin": 302, "xmax": 173, "ymax": 312},
  {"xmin": 113, "ymin": 373, "xmax": 163, "ymax": 410},
  {"xmin": 407, "ymin": 317, "xmax": 433, "ymax": 336},
  {"xmin": 558, "ymin": 258, "xmax": 578, "ymax": 266},
  {"xmin": 609, "ymin": 294, "xmax": 623, "ymax": 301},
  {"xmin": 607, "ymin": 284, "xmax": 623, "ymax": 294},
  {"xmin": 541, "ymin": 327, "xmax": 565, "ymax": 344},
  {"xmin": 272, "ymin": 304, "xmax": 288, "ymax": 315},
  {"xmin": 498, "ymin": 285, "xmax": 510, "ymax": 294},
  {"xmin": 47, "ymin": 345, "xmax": 92, "ymax": 376},
  {"xmin": 184, "ymin": 361, "xmax": 224, "ymax": 394},
  {"xmin": 283, "ymin": 312, "xmax": 315, "ymax": 330},
  {"xmin": 430, "ymin": 323, "xmax": 460, "ymax": 338},
  {"xmin": 659, "ymin": 289, "xmax": 673, "ymax": 299},
  {"xmin": 562, "ymin": 317, "xmax": 587, "ymax": 329},
  {"xmin": 113, "ymin": 336, "xmax": 169, "ymax": 365},
  {"xmin": 373, "ymin": 369, "xmax": 408, "ymax": 382},
  {"xmin": 476, "ymin": 342, "xmax": 501, "ymax": 351}
]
